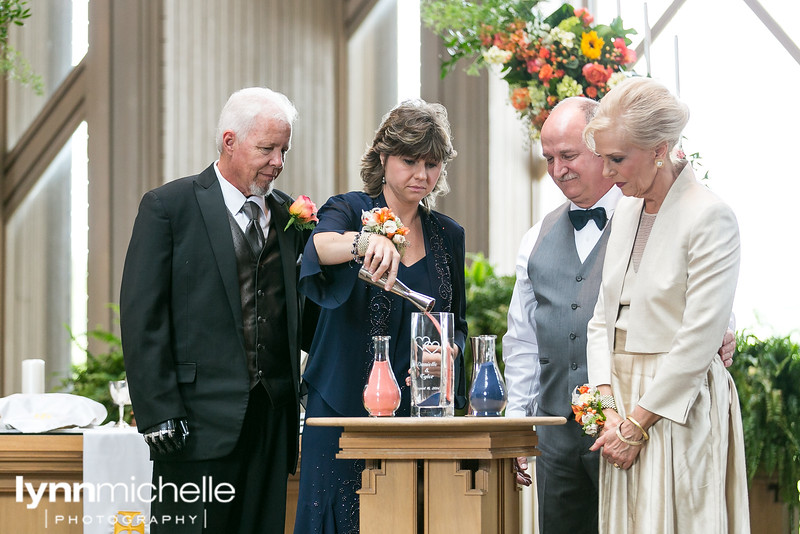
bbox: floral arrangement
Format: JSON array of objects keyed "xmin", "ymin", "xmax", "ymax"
[
  {"xmin": 284, "ymin": 195, "xmax": 318, "ymax": 231},
  {"xmin": 361, "ymin": 207, "xmax": 410, "ymax": 256},
  {"xmin": 422, "ymin": 0, "xmax": 637, "ymax": 138},
  {"xmin": 571, "ymin": 384, "xmax": 606, "ymax": 437}
]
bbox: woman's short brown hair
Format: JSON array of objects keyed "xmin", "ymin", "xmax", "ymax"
[{"xmin": 361, "ymin": 99, "xmax": 457, "ymax": 212}]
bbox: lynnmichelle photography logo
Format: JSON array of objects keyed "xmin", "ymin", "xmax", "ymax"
[{"xmin": 15, "ymin": 475, "xmax": 234, "ymax": 530}]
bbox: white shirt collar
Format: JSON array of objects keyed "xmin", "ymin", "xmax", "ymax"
[
  {"xmin": 569, "ymin": 185, "xmax": 623, "ymax": 217},
  {"xmin": 213, "ymin": 161, "xmax": 269, "ymax": 217}
]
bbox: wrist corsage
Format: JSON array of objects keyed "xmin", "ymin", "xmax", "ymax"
[
  {"xmin": 284, "ymin": 195, "xmax": 318, "ymax": 231},
  {"xmin": 359, "ymin": 207, "xmax": 410, "ymax": 256},
  {"xmin": 571, "ymin": 384, "xmax": 606, "ymax": 437}
]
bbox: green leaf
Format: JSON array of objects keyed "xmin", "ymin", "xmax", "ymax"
[
  {"xmin": 728, "ymin": 331, "xmax": 800, "ymax": 509},
  {"xmin": 543, "ymin": 4, "xmax": 575, "ymax": 28},
  {"xmin": 56, "ymin": 305, "xmax": 129, "ymax": 425}
]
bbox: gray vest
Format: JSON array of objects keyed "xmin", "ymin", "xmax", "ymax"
[{"xmin": 528, "ymin": 203, "xmax": 610, "ymax": 417}]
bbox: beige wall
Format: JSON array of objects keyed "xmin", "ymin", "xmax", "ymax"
[{"xmin": 162, "ymin": 0, "xmax": 343, "ymax": 205}]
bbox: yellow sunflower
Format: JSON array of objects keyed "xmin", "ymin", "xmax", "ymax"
[{"xmin": 580, "ymin": 30, "xmax": 604, "ymax": 60}]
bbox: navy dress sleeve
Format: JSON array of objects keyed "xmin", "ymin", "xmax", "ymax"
[{"xmin": 299, "ymin": 192, "xmax": 369, "ymax": 308}]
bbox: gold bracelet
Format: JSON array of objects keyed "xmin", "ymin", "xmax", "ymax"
[
  {"xmin": 615, "ymin": 425, "xmax": 644, "ymax": 446},
  {"xmin": 626, "ymin": 416, "xmax": 650, "ymax": 441}
]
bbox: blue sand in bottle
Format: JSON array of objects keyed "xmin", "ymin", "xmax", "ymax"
[{"xmin": 469, "ymin": 361, "xmax": 506, "ymax": 416}]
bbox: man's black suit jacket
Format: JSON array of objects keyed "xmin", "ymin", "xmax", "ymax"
[{"xmin": 120, "ymin": 164, "xmax": 311, "ymax": 470}]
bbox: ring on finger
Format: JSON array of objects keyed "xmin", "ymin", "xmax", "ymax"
[{"xmin": 613, "ymin": 463, "xmax": 620, "ymax": 469}]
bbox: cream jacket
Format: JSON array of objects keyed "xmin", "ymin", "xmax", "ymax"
[{"xmin": 586, "ymin": 164, "xmax": 740, "ymax": 424}]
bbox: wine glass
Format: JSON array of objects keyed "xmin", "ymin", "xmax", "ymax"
[{"xmin": 108, "ymin": 379, "xmax": 131, "ymax": 427}]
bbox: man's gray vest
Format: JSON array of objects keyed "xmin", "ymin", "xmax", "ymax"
[{"xmin": 528, "ymin": 203, "xmax": 610, "ymax": 418}]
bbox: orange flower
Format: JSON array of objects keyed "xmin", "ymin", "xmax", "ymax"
[
  {"xmin": 538, "ymin": 64, "xmax": 554, "ymax": 83},
  {"xmin": 585, "ymin": 86, "xmax": 597, "ymax": 99},
  {"xmin": 582, "ymin": 62, "xmax": 612, "ymax": 85},
  {"xmin": 510, "ymin": 87, "xmax": 531, "ymax": 111},
  {"xmin": 289, "ymin": 195, "xmax": 317, "ymax": 221},
  {"xmin": 284, "ymin": 195, "xmax": 318, "ymax": 231}
]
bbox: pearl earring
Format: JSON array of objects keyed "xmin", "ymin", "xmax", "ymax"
[
  {"xmin": 381, "ymin": 177, "xmax": 386, "ymax": 184},
  {"xmin": 656, "ymin": 159, "xmax": 664, "ymax": 168}
]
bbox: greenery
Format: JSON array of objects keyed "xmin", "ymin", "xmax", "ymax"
[
  {"xmin": 728, "ymin": 331, "xmax": 800, "ymax": 515},
  {"xmin": 463, "ymin": 253, "xmax": 515, "ymax": 389},
  {"xmin": 58, "ymin": 306, "xmax": 130, "ymax": 425},
  {"xmin": 421, "ymin": 0, "xmax": 542, "ymax": 78},
  {"xmin": 0, "ymin": 0, "xmax": 43, "ymax": 94}
]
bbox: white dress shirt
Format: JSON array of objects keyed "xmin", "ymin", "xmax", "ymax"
[
  {"xmin": 214, "ymin": 161, "xmax": 271, "ymax": 240},
  {"xmin": 503, "ymin": 186, "xmax": 623, "ymax": 417}
]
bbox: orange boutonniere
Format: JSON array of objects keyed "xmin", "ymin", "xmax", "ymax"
[{"xmin": 284, "ymin": 195, "xmax": 318, "ymax": 231}]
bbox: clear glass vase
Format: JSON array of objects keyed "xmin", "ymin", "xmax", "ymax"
[
  {"xmin": 410, "ymin": 312, "xmax": 455, "ymax": 417},
  {"xmin": 469, "ymin": 335, "xmax": 507, "ymax": 416},
  {"xmin": 363, "ymin": 336, "xmax": 401, "ymax": 417}
]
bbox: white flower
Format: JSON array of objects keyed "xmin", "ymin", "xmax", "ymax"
[
  {"xmin": 578, "ymin": 392, "xmax": 594, "ymax": 406},
  {"xmin": 382, "ymin": 220, "xmax": 398, "ymax": 235},
  {"xmin": 482, "ymin": 45, "xmax": 512, "ymax": 65},
  {"xmin": 392, "ymin": 234, "xmax": 406, "ymax": 246},
  {"xmin": 548, "ymin": 26, "xmax": 575, "ymax": 48},
  {"xmin": 607, "ymin": 71, "xmax": 628, "ymax": 90},
  {"xmin": 361, "ymin": 209, "xmax": 378, "ymax": 227}
]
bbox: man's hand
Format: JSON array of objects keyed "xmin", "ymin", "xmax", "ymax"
[
  {"xmin": 514, "ymin": 456, "xmax": 532, "ymax": 486},
  {"xmin": 718, "ymin": 328, "xmax": 735, "ymax": 368},
  {"xmin": 143, "ymin": 418, "xmax": 189, "ymax": 455}
]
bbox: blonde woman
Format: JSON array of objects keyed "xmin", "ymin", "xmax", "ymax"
[{"xmin": 583, "ymin": 77, "xmax": 749, "ymax": 533}]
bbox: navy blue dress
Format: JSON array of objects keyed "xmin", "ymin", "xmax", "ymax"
[{"xmin": 293, "ymin": 191, "xmax": 467, "ymax": 533}]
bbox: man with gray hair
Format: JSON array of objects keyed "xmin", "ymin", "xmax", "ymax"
[
  {"xmin": 121, "ymin": 87, "xmax": 316, "ymax": 533},
  {"xmin": 503, "ymin": 96, "xmax": 734, "ymax": 534}
]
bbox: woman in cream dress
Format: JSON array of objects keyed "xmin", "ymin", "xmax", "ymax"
[{"xmin": 583, "ymin": 77, "xmax": 749, "ymax": 533}]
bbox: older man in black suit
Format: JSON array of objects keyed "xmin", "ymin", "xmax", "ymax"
[{"xmin": 120, "ymin": 87, "xmax": 316, "ymax": 534}]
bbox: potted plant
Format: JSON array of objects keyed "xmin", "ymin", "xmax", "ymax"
[
  {"xmin": 58, "ymin": 306, "xmax": 130, "ymax": 425},
  {"xmin": 728, "ymin": 331, "xmax": 800, "ymax": 529}
]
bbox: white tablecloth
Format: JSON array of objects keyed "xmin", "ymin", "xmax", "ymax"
[{"xmin": 83, "ymin": 427, "xmax": 152, "ymax": 534}]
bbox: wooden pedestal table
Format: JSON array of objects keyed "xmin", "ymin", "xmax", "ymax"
[{"xmin": 306, "ymin": 416, "xmax": 565, "ymax": 534}]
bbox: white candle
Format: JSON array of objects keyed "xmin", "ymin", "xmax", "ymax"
[
  {"xmin": 644, "ymin": 3, "xmax": 651, "ymax": 76},
  {"xmin": 22, "ymin": 359, "xmax": 45, "ymax": 394},
  {"xmin": 617, "ymin": 0, "xmax": 621, "ymax": 19},
  {"xmin": 674, "ymin": 35, "xmax": 681, "ymax": 97}
]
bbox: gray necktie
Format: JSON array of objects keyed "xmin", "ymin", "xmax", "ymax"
[{"xmin": 242, "ymin": 200, "xmax": 265, "ymax": 254}]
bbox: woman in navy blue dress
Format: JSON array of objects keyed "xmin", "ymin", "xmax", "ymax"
[{"xmin": 294, "ymin": 100, "xmax": 468, "ymax": 533}]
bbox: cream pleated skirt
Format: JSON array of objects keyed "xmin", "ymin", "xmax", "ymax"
[{"xmin": 600, "ymin": 337, "xmax": 750, "ymax": 533}]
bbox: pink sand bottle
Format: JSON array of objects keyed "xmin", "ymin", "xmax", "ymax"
[{"xmin": 363, "ymin": 336, "xmax": 401, "ymax": 417}]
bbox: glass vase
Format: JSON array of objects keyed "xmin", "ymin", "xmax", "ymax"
[
  {"xmin": 410, "ymin": 312, "xmax": 455, "ymax": 417},
  {"xmin": 469, "ymin": 335, "xmax": 507, "ymax": 416},
  {"xmin": 363, "ymin": 336, "xmax": 401, "ymax": 417}
]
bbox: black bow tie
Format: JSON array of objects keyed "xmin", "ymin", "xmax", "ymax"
[{"xmin": 568, "ymin": 207, "xmax": 607, "ymax": 230}]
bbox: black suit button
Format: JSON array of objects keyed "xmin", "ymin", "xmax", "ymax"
[
  {"xmin": 258, "ymin": 370, "xmax": 263, "ymax": 378},
  {"xmin": 571, "ymin": 363, "xmax": 578, "ymax": 370},
  {"xmin": 257, "ymin": 344, "xmax": 264, "ymax": 351},
  {"xmin": 258, "ymin": 316, "xmax": 266, "ymax": 323},
  {"xmin": 569, "ymin": 333, "xmax": 577, "ymax": 340},
  {"xmin": 576, "ymin": 275, "xmax": 583, "ymax": 282},
  {"xmin": 257, "ymin": 290, "xmax": 264, "ymax": 297},
  {"xmin": 571, "ymin": 303, "xmax": 578, "ymax": 310}
]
